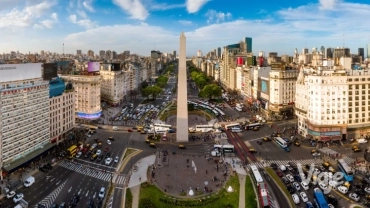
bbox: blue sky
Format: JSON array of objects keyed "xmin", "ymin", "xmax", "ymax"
[{"xmin": 0, "ymin": 0, "xmax": 370, "ymax": 57}]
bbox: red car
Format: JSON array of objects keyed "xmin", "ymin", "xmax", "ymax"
[
  {"xmin": 104, "ymin": 147, "xmax": 109, "ymax": 152},
  {"xmin": 276, "ymin": 170, "xmax": 283, "ymax": 177},
  {"xmin": 128, "ymin": 129, "xmax": 133, "ymax": 132}
]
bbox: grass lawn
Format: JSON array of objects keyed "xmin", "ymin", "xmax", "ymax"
[
  {"xmin": 125, "ymin": 188, "xmax": 133, "ymax": 208},
  {"xmin": 245, "ymin": 176, "xmax": 257, "ymax": 208},
  {"xmin": 123, "ymin": 148, "xmax": 137, "ymax": 161},
  {"xmin": 266, "ymin": 168, "xmax": 295, "ymax": 207},
  {"xmin": 139, "ymin": 174, "xmax": 240, "ymax": 208}
]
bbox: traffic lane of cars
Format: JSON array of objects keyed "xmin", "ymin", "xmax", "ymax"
[{"xmin": 53, "ymin": 169, "xmax": 109, "ymax": 207}]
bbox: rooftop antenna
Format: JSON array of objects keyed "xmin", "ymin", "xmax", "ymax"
[{"xmin": 63, "ymin": 43, "xmax": 65, "ymax": 55}]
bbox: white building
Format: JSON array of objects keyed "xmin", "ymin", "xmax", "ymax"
[
  {"xmin": 100, "ymin": 64, "xmax": 125, "ymax": 106},
  {"xmin": 49, "ymin": 78, "xmax": 75, "ymax": 144},
  {"xmin": 0, "ymin": 63, "xmax": 50, "ymax": 177},
  {"xmin": 60, "ymin": 74, "xmax": 102, "ymax": 121}
]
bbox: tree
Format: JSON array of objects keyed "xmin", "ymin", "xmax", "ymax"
[{"xmin": 199, "ymin": 84, "xmax": 222, "ymax": 100}]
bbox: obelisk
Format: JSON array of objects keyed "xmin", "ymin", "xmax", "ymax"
[{"xmin": 176, "ymin": 32, "xmax": 189, "ymax": 142}]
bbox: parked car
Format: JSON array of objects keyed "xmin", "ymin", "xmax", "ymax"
[
  {"xmin": 293, "ymin": 182, "xmax": 301, "ymax": 191},
  {"xmin": 114, "ymin": 156, "xmax": 119, "ymax": 163},
  {"xmin": 300, "ymin": 192, "xmax": 308, "ymax": 202},
  {"xmin": 292, "ymin": 194, "xmax": 300, "ymax": 204},
  {"xmin": 6, "ymin": 191, "xmax": 16, "ymax": 199},
  {"xmin": 13, "ymin": 193, "xmax": 24, "ymax": 203},
  {"xmin": 349, "ymin": 193, "xmax": 360, "ymax": 202}
]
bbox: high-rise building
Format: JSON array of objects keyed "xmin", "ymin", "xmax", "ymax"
[
  {"xmin": 326, "ymin": 48, "xmax": 333, "ymax": 59},
  {"xmin": 49, "ymin": 77, "xmax": 75, "ymax": 144},
  {"xmin": 76, "ymin": 50, "xmax": 82, "ymax": 55},
  {"xmin": 358, "ymin": 48, "xmax": 364, "ymax": 61},
  {"xmin": 333, "ymin": 47, "xmax": 350, "ymax": 65},
  {"xmin": 106, "ymin": 50, "xmax": 112, "ymax": 60},
  {"xmin": 217, "ymin": 47, "xmax": 221, "ymax": 58},
  {"xmin": 0, "ymin": 63, "xmax": 50, "ymax": 177},
  {"xmin": 197, "ymin": 50, "xmax": 202, "ymax": 57},
  {"xmin": 244, "ymin": 37, "xmax": 252, "ymax": 53},
  {"xmin": 367, "ymin": 44, "xmax": 370, "ymax": 59},
  {"xmin": 123, "ymin": 50, "xmax": 130, "ymax": 57},
  {"xmin": 99, "ymin": 50, "xmax": 106, "ymax": 59},
  {"xmin": 87, "ymin": 50, "xmax": 94, "ymax": 57},
  {"xmin": 172, "ymin": 50, "xmax": 176, "ymax": 59},
  {"xmin": 100, "ymin": 63, "xmax": 125, "ymax": 106}
]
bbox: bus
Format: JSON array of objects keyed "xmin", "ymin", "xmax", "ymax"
[
  {"xmin": 245, "ymin": 123, "xmax": 263, "ymax": 130},
  {"xmin": 67, "ymin": 145, "xmax": 78, "ymax": 159},
  {"xmin": 337, "ymin": 159, "xmax": 354, "ymax": 181},
  {"xmin": 250, "ymin": 165, "xmax": 264, "ymax": 184},
  {"xmin": 258, "ymin": 182, "xmax": 270, "ymax": 208},
  {"xmin": 235, "ymin": 106, "xmax": 243, "ymax": 112},
  {"xmin": 313, "ymin": 188, "xmax": 329, "ymax": 208},
  {"xmin": 215, "ymin": 108, "xmax": 225, "ymax": 116},
  {"xmin": 195, "ymin": 125, "xmax": 214, "ymax": 133},
  {"xmin": 225, "ymin": 123, "xmax": 241, "ymax": 130},
  {"xmin": 274, "ymin": 137, "xmax": 290, "ymax": 152},
  {"xmin": 214, "ymin": 144, "xmax": 234, "ymax": 153},
  {"xmin": 153, "ymin": 123, "xmax": 171, "ymax": 131}
]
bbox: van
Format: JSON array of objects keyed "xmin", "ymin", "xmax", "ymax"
[
  {"xmin": 113, "ymin": 126, "xmax": 119, "ymax": 131},
  {"xmin": 231, "ymin": 128, "xmax": 242, "ymax": 133},
  {"xmin": 99, "ymin": 187, "xmax": 105, "ymax": 198},
  {"xmin": 280, "ymin": 165, "xmax": 287, "ymax": 172},
  {"xmin": 24, "ymin": 176, "xmax": 35, "ymax": 187}
]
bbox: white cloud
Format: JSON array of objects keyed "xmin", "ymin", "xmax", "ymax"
[
  {"xmin": 149, "ymin": 2, "xmax": 185, "ymax": 11},
  {"xmin": 83, "ymin": 0, "xmax": 95, "ymax": 12},
  {"xmin": 319, "ymin": 0, "xmax": 340, "ymax": 10},
  {"xmin": 178, "ymin": 20, "xmax": 193, "ymax": 26},
  {"xmin": 113, "ymin": 0, "xmax": 149, "ymax": 20},
  {"xmin": 69, "ymin": 14, "xmax": 98, "ymax": 29},
  {"xmin": 0, "ymin": 1, "xmax": 55, "ymax": 28},
  {"xmin": 40, "ymin": 19, "xmax": 54, "ymax": 28},
  {"xmin": 51, "ymin": 13, "xmax": 58, "ymax": 20},
  {"xmin": 186, "ymin": 0, "xmax": 209, "ymax": 13},
  {"xmin": 205, "ymin": 9, "xmax": 232, "ymax": 23},
  {"xmin": 76, "ymin": 10, "xmax": 87, "ymax": 18}
]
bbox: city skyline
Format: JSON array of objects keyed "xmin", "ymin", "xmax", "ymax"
[{"xmin": 0, "ymin": 0, "xmax": 370, "ymax": 56}]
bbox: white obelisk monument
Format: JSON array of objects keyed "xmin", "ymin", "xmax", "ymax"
[{"xmin": 176, "ymin": 32, "xmax": 189, "ymax": 142}]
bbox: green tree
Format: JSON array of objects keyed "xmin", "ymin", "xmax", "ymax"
[
  {"xmin": 188, "ymin": 103, "xmax": 194, "ymax": 111},
  {"xmin": 199, "ymin": 84, "xmax": 222, "ymax": 100},
  {"xmin": 151, "ymin": 85, "xmax": 163, "ymax": 99}
]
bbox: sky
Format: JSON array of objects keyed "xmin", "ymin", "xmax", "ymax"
[{"xmin": 0, "ymin": 0, "xmax": 370, "ymax": 57}]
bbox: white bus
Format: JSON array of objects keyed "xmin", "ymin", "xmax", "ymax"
[
  {"xmin": 274, "ymin": 137, "xmax": 290, "ymax": 152},
  {"xmin": 250, "ymin": 165, "xmax": 264, "ymax": 184},
  {"xmin": 225, "ymin": 123, "xmax": 241, "ymax": 130},
  {"xmin": 245, "ymin": 123, "xmax": 263, "ymax": 130},
  {"xmin": 215, "ymin": 108, "xmax": 225, "ymax": 116},
  {"xmin": 214, "ymin": 144, "xmax": 234, "ymax": 153},
  {"xmin": 153, "ymin": 123, "xmax": 171, "ymax": 132},
  {"xmin": 195, "ymin": 125, "xmax": 214, "ymax": 133}
]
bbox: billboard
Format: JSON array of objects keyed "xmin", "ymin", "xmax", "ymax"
[
  {"xmin": 261, "ymin": 79, "xmax": 269, "ymax": 94},
  {"xmin": 43, "ymin": 63, "xmax": 58, "ymax": 80},
  {"xmin": 111, "ymin": 63, "xmax": 121, "ymax": 71},
  {"xmin": 0, "ymin": 63, "xmax": 42, "ymax": 82},
  {"xmin": 77, "ymin": 111, "xmax": 102, "ymax": 120},
  {"xmin": 88, "ymin": 62, "xmax": 100, "ymax": 72}
]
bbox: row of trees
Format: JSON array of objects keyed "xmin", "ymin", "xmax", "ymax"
[
  {"xmin": 188, "ymin": 63, "xmax": 222, "ymax": 100},
  {"xmin": 140, "ymin": 63, "xmax": 173, "ymax": 99}
]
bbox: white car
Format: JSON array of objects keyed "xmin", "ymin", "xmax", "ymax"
[
  {"xmin": 365, "ymin": 187, "xmax": 370, "ymax": 194},
  {"xmin": 114, "ymin": 156, "xmax": 119, "ymax": 163},
  {"xmin": 358, "ymin": 138, "xmax": 368, "ymax": 143},
  {"xmin": 300, "ymin": 192, "xmax": 309, "ymax": 202},
  {"xmin": 13, "ymin": 193, "xmax": 24, "ymax": 203},
  {"xmin": 286, "ymin": 174, "xmax": 294, "ymax": 183},
  {"xmin": 76, "ymin": 152, "xmax": 82, "ymax": 158},
  {"xmin": 293, "ymin": 182, "xmax": 301, "ymax": 191},
  {"xmin": 292, "ymin": 194, "xmax": 300, "ymax": 204},
  {"xmin": 318, "ymin": 182, "xmax": 328, "ymax": 191},
  {"xmin": 96, "ymin": 150, "xmax": 102, "ymax": 156},
  {"xmin": 107, "ymin": 140, "xmax": 111, "ymax": 145},
  {"xmin": 91, "ymin": 143, "xmax": 97, "ymax": 149},
  {"xmin": 6, "ymin": 191, "xmax": 16, "ymax": 199},
  {"xmin": 337, "ymin": 185, "xmax": 348, "ymax": 194},
  {"xmin": 328, "ymin": 204, "xmax": 335, "ymax": 208},
  {"xmin": 300, "ymin": 181, "xmax": 309, "ymax": 190},
  {"xmin": 105, "ymin": 158, "xmax": 112, "ymax": 165},
  {"xmin": 349, "ymin": 193, "xmax": 360, "ymax": 202}
]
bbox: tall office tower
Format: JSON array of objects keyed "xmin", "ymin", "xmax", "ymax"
[
  {"xmin": 197, "ymin": 50, "xmax": 202, "ymax": 57},
  {"xmin": 112, "ymin": 51, "xmax": 117, "ymax": 59},
  {"xmin": 123, "ymin": 50, "xmax": 130, "ymax": 56},
  {"xmin": 106, "ymin": 50, "xmax": 112, "ymax": 60},
  {"xmin": 217, "ymin": 47, "xmax": 221, "ymax": 58},
  {"xmin": 76, "ymin": 50, "xmax": 82, "ymax": 55},
  {"xmin": 172, "ymin": 50, "xmax": 176, "ymax": 59},
  {"xmin": 302, "ymin": 48, "xmax": 309, "ymax": 54},
  {"xmin": 244, "ymin": 37, "xmax": 252, "ymax": 53},
  {"xmin": 99, "ymin": 50, "xmax": 106, "ymax": 59},
  {"xmin": 177, "ymin": 32, "xmax": 188, "ymax": 142},
  {"xmin": 333, "ymin": 48, "xmax": 350, "ymax": 64},
  {"xmin": 326, "ymin": 48, "xmax": 333, "ymax": 59},
  {"xmin": 358, "ymin": 48, "xmax": 364, "ymax": 61},
  {"xmin": 367, "ymin": 44, "xmax": 370, "ymax": 59},
  {"xmin": 87, "ymin": 50, "xmax": 94, "ymax": 57},
  {"xmin": 320, "ymin": 46, "xmax": 325, "ymax": 55}
]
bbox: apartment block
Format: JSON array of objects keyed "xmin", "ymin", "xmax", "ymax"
[{"xmin": 100, "ymin": 63, "xmax": 125, "ymax": 106}]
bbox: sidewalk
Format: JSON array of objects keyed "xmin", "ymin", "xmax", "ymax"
[
  {"xmin": 128, "ymin": 155, "xmax": 156, "ymax": 208},
  {"xmin": 224, "ymin": 157, "xmax": 247, "ymax": 208}
]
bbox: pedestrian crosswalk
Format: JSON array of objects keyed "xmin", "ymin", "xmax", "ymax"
[
  {"xmin": 112, "ymin": 174, "xmax": 126, "ymax": 185},
  {"xmin": 59, "ymin": 161, "xmax": 112, "ymax": 182},
  {"xmin": 245, "ymin": 159, "xmax": 324, "ymax": 170},
  {"xmin": 38, "ymin": 180, "xmax": 67, "ymax": 207},
  {"xmin": 319, "ymin": 147, "xmax": 355, "ymax": 164}
]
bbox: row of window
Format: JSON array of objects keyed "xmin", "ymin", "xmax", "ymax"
[
  {"xmin": 2, "ymin": 137, "xmax": 49, "ymax": 162},
  {"xmin": 2, "ymin": 129, "xmax": 48, "ymax": 148},
  {"xmin": 2, "ymin": 120, "xmax": 48, "ymax": 137}
]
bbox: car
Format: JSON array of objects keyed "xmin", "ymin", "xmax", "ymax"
[
  {"xmin": 280, "ymin": 165, "xmax": 287, "ymax": 172},
  {"xmin": 168, "ymin": 129, "xmax": 176, "ymax": 133},
  {"xmin": 13, "ymin": 193, "xmax": 24, "ymax": 203},
  {"xmin": 293, "ymin": 182, "xmax": 301, "ymax": 191},
  {"xmin": 365, "ymin": 187, "xmax": 370, "ymax": 194},
  {"xmin": 354, "ymin": 183, "xmax": 364, "ymax": 189},
  {"xmin": 286, "ymin": 174, "xmax": 294, "ymax": 182},
  {"xmin": 128, "ymin": 129, "xmax": 133, "ymax": 132},
  {"xmin": 270, "ymin": 163, "xmax": 278, "ymax": 169},
  {"xmin": 328, "ymin": 204, "xmax": 335, "ymax": 208},
  {"xmin": 294, "ymin": 141, "xmax": 301, "ymax": 146},
  {"xmin": 337, "ymin": 185, "xmax": 348, "ymax": 194},
  {"xmin": 70, "ymin": 194, "xmax": 80, "ymax": 206},
  {"xmin": 108, "ymin": 137, "xmax": 115, "ymax": 141},
  {"xmin": 107, "ymin": 140, "xmax": 111, "ymax": 145},
  {"xmin": 305, "ymin": 201, "xmax": 314, "ymax": 208},
  {"xmin": 301, "ymin": 181, "xmax": 309, "ymax": 190},
  {"xmin": 6, "ymin": 191, "xmax": 16, "ymax": 198},
  {"xmin": 327, "ymin": 195, "xmax": 337, "ymax": 206},
  {"xmin": 51, "ymin": 203, "xmax": 58, "ymax": 208},
  {"xmin": 105, "ymin": 158, "xmax": 112, "ymax": 165},
  {"xmin": 318, "ymin": 182, "xmax": 328, "ymax": 191},
  {"xmin": 263, "ymin": 137, "xmax": 271, "ymax": 142},
  {"xmin": 282, "ymin": 177, "xmax": 290, "ymax": 184},
  {"xmin": 59, "ymin": 202, "xmax": 66, "ymax": 208},
  {"xmin": 114, "ymin": 156, "xmax": 119, "ymax": 163},
  {"xmin": 292, "ymin": 194, "xmax": 300, "ymax": 204},
  {"xmin": 349, "ymin": 193, "xmax": 360, "ymax": 202},
  {"xmin": 96, "ymin": 150, "xmax": 102, "ymax": 155},
  {"xmin": 300, "ymin": 192, "xmax": 308, "ymax": 202},
  {"xmin": 354, "ymin": 148, "xmax": 362, "ymax": 152},
  {"xmin": 286, "ymin": 165, "xmax": 293, "ymax": 171},
  {"xmin": 275, "ymin": 170, "xmax": 283, "ymax": 177},
  {"xmin": 286, "ymin": 184, "xmax": 295, "ymax": 194},
  {"xmin": 104, "ymin": 147, "xmax": 110, "ymax": 152},
  {"xmin": 358, "ymin": 138, "xmax": 368, "ymax": 143},
  {"xmin": 249, "ymin": 149, "xmax": 257, "ymax": 153},
  {"xmin": 76, "ymin": 151, "xmax": 82, "ymax": 158},
  {"xmin": 355, "ymin": 188, "xmax": 365, "ymax": 196},
  {"xmin": 294, "ymin": 175, "xmax": 302, "ymax": 182}
]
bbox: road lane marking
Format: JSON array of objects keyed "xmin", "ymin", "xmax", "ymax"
[
  {"xmin": 78, "ymin": 189, "xmax": 82, "ymax": 195},
  {"xmin": 68, "ymin": 187, "xmax": 72, "ymax": 193},
  {"xmin": 86, "ymin": 190, "xmax": 89, "ymax": 197},
  {"xmin": 56, "ymin": 180, "xmax": 61, "ymax": 185}
]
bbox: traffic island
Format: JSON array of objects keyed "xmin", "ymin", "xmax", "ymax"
[{"xmin": 266, "ymin": 168, "xmax": 296, "ymax": 207}]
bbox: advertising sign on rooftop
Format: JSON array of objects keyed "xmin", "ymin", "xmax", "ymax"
[
  {"xmin": 0, "ymin": 63, "xmax": 42, "ymax": 82},
  {"xmin": 43, "ymin": 63, "xmax": 58, "ymax": 80},
  {"xmin": 271, "ymin": 62, "xmax": 283, "ymax": 70},
  {"xmin": 88, "ymin": 62, "xmax": 100, "ymax": 72}
]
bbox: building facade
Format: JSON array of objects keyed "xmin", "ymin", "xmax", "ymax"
[
  {"xmin": 100, "ymin": 64, "xmax": 125, "ymax": 106},
  {"xmin": 0, "ymin": 63, "xmax": 50, "ymax": 177},
  {"xmin": 60, "ymin": 74, "xmax": 102, "ymax": 121}
]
